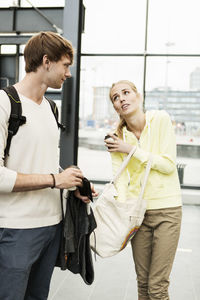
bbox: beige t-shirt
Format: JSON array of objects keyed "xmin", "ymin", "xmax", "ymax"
[{"xmin": 0, "ymin": 90, "xmax": 62, "ymax": 228}]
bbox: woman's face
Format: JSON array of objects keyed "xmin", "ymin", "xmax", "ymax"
[{"xmin": 110, "ymin": 83, "xmax": 142, "ymax": 117}]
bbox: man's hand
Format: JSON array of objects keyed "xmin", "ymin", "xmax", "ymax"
[
  {"xmin": 55, "ymin": 167, "xmax": 84, "ymax": 189},
  {"xmin": 55, "ymin": 166, "xmax": 99, "ymax": 203}
]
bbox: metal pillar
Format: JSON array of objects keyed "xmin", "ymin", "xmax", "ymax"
[{"xmin": 59, "ymin": 0, "xmax": 83, "ymax": 168}]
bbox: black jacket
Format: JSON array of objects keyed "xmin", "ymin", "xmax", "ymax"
[{"xmin": 56, "ymin": 178, "xmax": 97, "ymax": 285}]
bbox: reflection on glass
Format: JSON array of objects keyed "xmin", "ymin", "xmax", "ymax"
[
  {"xmin": 82, "ymin": 0, "xmax": 146, "ymax": 53},
  {"xmin": 146, "ymin": 57, "xmax": 200, "ymax": 185}
]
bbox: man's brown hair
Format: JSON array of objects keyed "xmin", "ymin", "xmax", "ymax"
[{"xmin": 24, "ymin": 31, "xmax": 74, "ymax": 73}]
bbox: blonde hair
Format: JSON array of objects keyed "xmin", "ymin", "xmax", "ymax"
[
  {"xmin": 24, "ymin": 31, "xmax": 74, "ymax": 73},
  {"xmin": 109, "ymin": 80, "xmax": 138, "ymax": 138}
]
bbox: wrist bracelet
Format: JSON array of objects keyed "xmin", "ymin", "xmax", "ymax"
[{"xmin": 50, "ymin": 173, "xmax": 56, "ymax": 189}]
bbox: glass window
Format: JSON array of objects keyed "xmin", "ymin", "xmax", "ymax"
[
  {"xmin": 19, "ymin": 0, "xmax": 64, "ymax": 7},
  {"xmin": 79, "ymin": 0, "xmax": 200, "ymax": 187},
  {"xmin": 0, "ymin": 0, "xmax": 13, "ymax": 7},
  {"xmin": 148, "ymin": 0, "xmax": 200, "ymax": 54},
  {"xmin": 19, "ymin": 45, "xmax": 25, "ymax": 54},
  {"xmin": 1, "ymin": 45, "xmax": 16, "ymax": 54},
  {"xmin": 19, "ymin": 56, "xmax": 25, "ymax": 81},
  {"xmin": 0, "ymin": 0, "xmax": 65, "ymax": 7},
  {"xmin": 145, "ymin": 57, "xmax": 200, "ymax": 185},
  {"xmin": 82, "ymin": 0, "xmax": 146, "ymax": 53}
]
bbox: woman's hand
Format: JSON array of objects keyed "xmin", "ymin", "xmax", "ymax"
[
  {"xmin": 104, "ymin": 134, "xmax": 133, "ymax": 154},
  {"xmin": 90, "ymin": 183, "xmax": 99, "ymax": 198},
  {"xmin": 74, "ymin": 182, "xmax": 98, "ymax": 204},
  {"xmin": 74, "ymin": 189, "xmax": 91, "ymax": 203}
]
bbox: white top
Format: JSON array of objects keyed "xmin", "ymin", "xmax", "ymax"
[{"xmin": 0, "ymin": 90, "xmax": 62, "ymax": 228}]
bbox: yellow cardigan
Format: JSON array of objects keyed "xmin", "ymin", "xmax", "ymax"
[{"xmin": 111, "ymin": 110, "xmax": 182, "ymax": 210}]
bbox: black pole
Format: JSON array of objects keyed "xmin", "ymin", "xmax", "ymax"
[{"xmin": 60, "ymin": 0, "xmax": 83, "ymax": 168}]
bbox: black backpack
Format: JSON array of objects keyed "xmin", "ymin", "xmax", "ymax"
[{"xmin": 2, "ymin": 85, "xmax": 64, "ymax": 159}]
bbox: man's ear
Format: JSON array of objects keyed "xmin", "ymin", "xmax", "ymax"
[{"xmin": 43, "ymin": 54, "xmax": 50, "ymax": 69}]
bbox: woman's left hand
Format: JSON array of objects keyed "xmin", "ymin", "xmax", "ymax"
[
  {"xmin": 91, "ymin": 183, "xmax": 99, "ymax": 198},
  {"xmin": 74, "ymin": 183, "xmax": 99, "ymax": 203},
  {"xmin": 104, "ymin": 134, "xmax": 133, "ymax": 154}
]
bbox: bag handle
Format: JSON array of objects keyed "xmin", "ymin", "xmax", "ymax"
[{"xmin": 112, "ymin": 146, "xmax": 137, "ymax": 184}]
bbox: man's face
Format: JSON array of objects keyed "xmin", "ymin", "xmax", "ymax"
[{"xmin": 47, "ymin": 56, "xmax": 72, "ymax": 89}]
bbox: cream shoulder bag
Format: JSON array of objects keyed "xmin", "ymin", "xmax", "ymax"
[{"xmin": 90, "ymin": 147, "xmax": 152, "ymax": 258}]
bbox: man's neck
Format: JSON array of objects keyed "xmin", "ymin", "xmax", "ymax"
[{"xmin": 14, "ymin": 72, "xmax": 48, "ymax": 104}]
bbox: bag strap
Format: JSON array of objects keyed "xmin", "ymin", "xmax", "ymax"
[
  {"xmin": 45, "ymin": 97, "xmax": 65, "ymax": 131},
  {"xmin": 112, "ymin": 146, "xmax": 137, "ymax": 184},
  {"xmin": 3, "ymin": 86, "xmax": 26, "ymax": 158}
]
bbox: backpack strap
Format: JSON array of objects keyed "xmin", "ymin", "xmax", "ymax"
[
  {"xmin": 3, "ymin": 86, "xmax": 26, "ymax": 158},
  {"xmin": 45, "ymin": 97, "xmax": 65, "ymax": 131},
  {"xmin": 2, "ymin": 87, "xmax": 64, "ymax": 159}
]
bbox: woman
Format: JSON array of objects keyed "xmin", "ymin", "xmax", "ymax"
[{"xmin": 104, "ymin": 80, "xmax": 182, "ymax": 300}]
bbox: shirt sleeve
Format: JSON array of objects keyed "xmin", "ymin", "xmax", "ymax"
[
  {"xmin": 0, "ymin": 90, "xmax": 17, "ymax": 192},
  {"xmin": 133, "ymin": 111, "xmax": 177, "ymax": 174}
]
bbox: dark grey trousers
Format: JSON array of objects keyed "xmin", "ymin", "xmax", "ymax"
[{"xmin": 0, "ymin": 222, "xmax": 61, "ymax": 300}]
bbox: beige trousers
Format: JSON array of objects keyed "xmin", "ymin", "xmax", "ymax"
[{"xmin": 131, "ymin": 206, "xmax": 182, "ymax": 300}]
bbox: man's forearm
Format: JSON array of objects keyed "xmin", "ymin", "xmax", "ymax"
[
  {"xmin": 12, "ymin": 167, "xmax": 85, "ymax": 192},
  {"xmin": 12, "ymin": 173, "xmax": 54, "ymax": 192}
]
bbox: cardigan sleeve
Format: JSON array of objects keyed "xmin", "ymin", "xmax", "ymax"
[
  {"xmin": 133, "ymin": 111, "xmax": 177, "ymax": 175},
  {"xmin": 111, "ymin": 152, "xmax": 123, "ymax": 177},
  {"xmin": 0, "ymin": 90, "xmax": 17, "ymax": 193}
]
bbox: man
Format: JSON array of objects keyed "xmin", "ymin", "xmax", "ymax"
[{"xmin": 0, "ymin": 31, "xmax": 96, "ymax": 300}]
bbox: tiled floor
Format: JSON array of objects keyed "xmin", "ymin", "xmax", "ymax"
[{"xmin": 48, "ymin": 205, "xmax": 200, "ymax": 300}]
